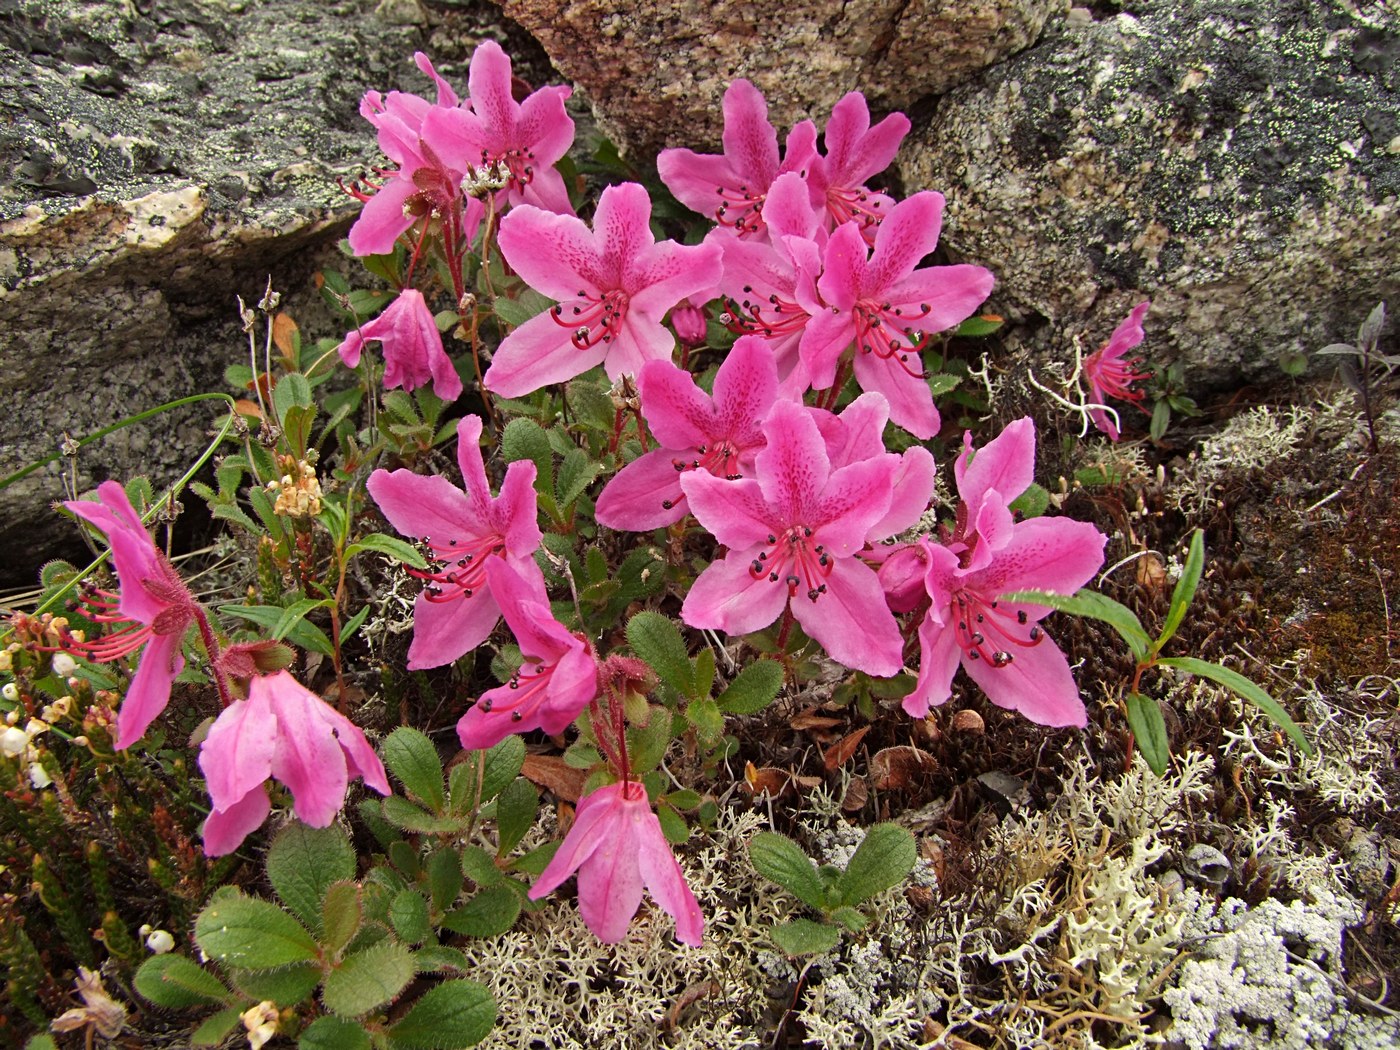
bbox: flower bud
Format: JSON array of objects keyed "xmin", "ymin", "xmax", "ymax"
[
  {"xmin": 0, "ymin": 725, "xmax": 28, "ymax": 756},
  {"xmin": 2, "ymin": 682, "xmax": 18, "ymax": 702},
  {"xmin": 52, "ymin": 652, "xmax": 77, "ymax": 676},
  {"xmin": 670, "ymin": 298, "xmax": 708, "ymax": 347},
  {"xmin": 145, "ymin": 928, "xmax": 175, "ymax": 954}
]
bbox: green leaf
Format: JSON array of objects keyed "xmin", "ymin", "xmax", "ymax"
[
  {"xmin": 657, "ymin": 802, "xmax": 689, "ymax": 845},
  {"xmin": 716, "ymin": 660, "xmax": 783, "ymax": 714},
  {"xmin": 218, "ymin": 604, "xmax": 335, "ymax": 658},
  {"xmin": 494, "ymin": 778, "xmax": 539, "ymax": 856},
  {"xmin": 266, "ymin": 822, "xmax": 355, "ymax": 934},
  {"xmin": 771, "ymin": 918, "xmax": 842, "ymax": 956},
  {"xmin": 564, "ymin": 378, "xmax": 616, "ymax": 431},
  {"xmin": 191, "ymin": 1007, "xmax": 245, "ymax": 1047},
  {"xmin": 273, "ymin": 372, "xmax": 314, "ymax": 421},
  {"xmin": 381, "ymin": 796, "xmax": 464, "ymax": 835},
  {"xmin": 953, "ymin": 314, "xmax": 1003, "ymax": 338},
  {"xmin": 831, "ymin": 906, "xmax": 871, "ymax": 932},
  {"xmin": 1004, "ymin": 588, "xmax": 1152, "ymax": 663},
  {"xmin": 388, "ymin": 980, "xmax": 497, "ymax": 1049},
  {"xmin": 511, "ymin": 840, "xmax": 559, "ymax": 877},
  {"xmin": 691, "ymin": 647, "xmax": 716, "ymax": 700},
  {"xmin": 229, "ymin": 962, "xmax": 322, "ymax": 1007},
  {"xmin": 664, "ymin": 789, "xmax": 703, "ymax": 811},
  {"xmin": 1157, "ymin": 656, "xmax": 1313, "ymax": 755},
  {"xmin": 1125, "ymin": 692, "xmax": 1171, "ymax": 775},
  {"xmin": 347, "ymin": 533, "xmax": 428, "ymax": 570},
  {"xmin": 271, "ymin": 598, "xmax": 334, "ymax": 643},
  {"xmin": 626, "ymin": 706, "xmax": 673, "ymax": 775},
  {"xmin": 322, "ymin": 881, "xmax": 363, "ymax": 957},
  {"xmin": 1157, "ymin": 529, "xmax": 1204, "ymax": 652},
  {"xmin": 685, "ymin": 696, "xmax": 725, "ymax": 745},
  {"xmin": 749, "ymin": 833, "xmax": 825, "ymax": 910},
  {"xmin": 492, "ymin": 290, "xmax": 555, "ymax": 328},
  {"xmin": 836, "ymin": 823, "xmax": 916, "ymax": 906},
  {"xmin": 415, "ymin": 946, "xmax": 470, "ymax": 973},
  {"xmin": 555, "ymin": 445, "xmax": 599, "ymax": 510},
  {"xmin": 390, "ymin": 889, "xmax": 431, "ymax": 945},
  {"xmin": 195, "ymin": 892, "xmax": 320, "ymax": 968},
  {"xmin": 926, "ymin": 371, "xmax": 962, "ymax": 397},
  {"xmin": 299, "ymin": 1016, "xmax": 372, "ymax": 1050},
  {"xmin": 134, "ymin": 954, "xmax": 234, "ymax": 1008},
  {"xmin": 500, "ymin": 417, "xmax": 553, "ymax": 493},
  {"xmin": 382, "ymin": 727, "xmax": 446, "ymax": 812},
  {"xmin": 626, "ymin": 612, "xmax": 694, "ymax": 697},
  {"xmin": 441, "ymin": 886, "xmax": 521, "ymax": 938},
  {"xmin": 459, "ymin": 844, "xmax": 505, "ymax": 888},
  {"xmin": 426, "ymin": 848, "xmax": 463, "ymax": 913},
  {"xmin": 480, "ymin": 736, "xmax": 526, "ymax": 801},
  {"xmin": 1150, "ymin": 398, "xmax": 1171, "ymax": 441},
  {"xmin": 1008, "ymin": 482, "xmax": 1049, "ymax": 520},
  {"xmin": 322, "ymin": 939, "xmax": 416, "ymax": 1017}
]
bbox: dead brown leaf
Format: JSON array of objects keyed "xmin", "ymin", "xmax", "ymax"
[
  {"xmin": 869, "ymin": 745, "xmax": 937, "ymax": 790},
  {"xmin": 822, "ymin": 725, "xmax": 870, "ymax": 771},
  {"xmin": 520, "ymin": 754, "xmax": 588, "ymax": 802}
]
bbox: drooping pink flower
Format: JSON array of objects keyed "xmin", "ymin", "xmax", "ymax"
[
  {"xmin": 808, "ymin": 92, "xmax": 910, "ymax": 241},
  {"xmin": 484, "ymin": 182, "xmax": 722, "ymax": 397},
  {"xmin": 63, "ymin": 482, "xmax": 200, "ymax": 749},
  {"xmin": 657, "ymin": 79, "xmax": 818, "ymax": 239},
  {"xmin": 367, "ymin": 415, "xmax": 543, "ymax": 670},
  {"xmin": 336, "ymin": 288, "xmax": 464, "ymax": 402},
  {"xmin": 199, "ymin": 671, "xmax": 390, "ymax": 856},
  {"xmin": 883, "ymin": 418, "xmax": 1106, "ymax": 727},
  {"xmin": 1083, "ymin": 301, "xmax": 1152, "ymax": 440},
  {"xmin": 680, "ymin": 398, "xmax": 905, "ymax": 677},
  {"xmin": 595, "ymin": 335, "xmax": 780, "ymax": 531},
  {"xmin": 456, "ymin": 560, "xmax": 598, "ymax": 750},
  {"xmin": 349, "ymin": 54, "xmax": 484, "ymax": 257},
  {"xmin": 801, "ymin": 192, "xmax": 996, "ymax": 439},
  {"xmin": 420, "ymin": 40, "xmax": 575, "ymax": 214},
  {"xmin": 715, "ymin": 172, "xmax": 826, "ymax": 394},
  {"xmin": 528, "ymin": 779, "xmax": 702, "ymax": 946}
]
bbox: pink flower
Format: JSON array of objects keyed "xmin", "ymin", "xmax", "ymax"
[
  {"xmin": 63, "ymin": 482, "xmax": 200, "ymax": 749},
  {"xmin": 199, "ymin": 671, "xmax": 390, "ymax": 856},
  {"xmin": 336, "ymin": 288, "xmax": 464, "ymax": 402},
  {"xmin": 367, "ymin": 415, "xmax": 544, "ymax": 669},
  {"xmin": 528, "ymin": 780, "xmax": 702, "ymax": 946},
  {"xmin": 801, "ymin": 192, "xmax": 995, "ymax": 439},
  {"xmin": 1084, "ymin": 301, "xmax": 1152, "ymax": 440},
  {"xmin": 456, "ymin": 560, "xmax": 598, "ymax": 750},
  {"xmin": 809, "ymin": 92, "xmax": 910, "ymax": 241},
  {"xmin": 680, "ymin": 398, "xmax": 906, "ymax": 677},
  {"xmin": 349, "ymin": 54, "xmax": 484, "ymax": 257},
  {"xmin": 657, "ymin": 79, "xmax": 818, "ymax": 239},
  {"xmin": 484, "ymin": 183, "xmax": 722, "ymax": 398},
  {"xmin": 885, "ymin": 418, "xmax": 1106, "ymax": 726},
  {"xmin": 420, "ymin": 40, "xmax": 575, "ymax": 214},
  {"xmin": 595, "ymin": 335, "xmax": 780, "ymax": 531}
]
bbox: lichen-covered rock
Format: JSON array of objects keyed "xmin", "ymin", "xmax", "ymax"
[
  {"xmin": 901, "ymin": 0, "xmax": 1400, "ymax": 387},
  {"xmin": 0, "ymin": 0, "xmax": 537, "ymax": 583},
  {"xmin": 491, "ymin": 0, "xmax": 1061, "ymax": 156}
]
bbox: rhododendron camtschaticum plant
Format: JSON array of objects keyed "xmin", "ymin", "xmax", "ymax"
[
  {"xmin": 199, "ymin": 671, "xmax": 390, "ymax": 856},
  {"xmin": 528, "ymin": 780, "xmax": 704, "ymax": 946},
  {"xmin": 484, "ymin": 182, "xmax": 722, "ymax": 397},
  {"xmin": 1083, "ymin": 300, "xmax": 1152, "ymax": 440},
  {"xmin": 880, "ymin": 418, "xmax": 1107, "ymax": 726},
  {"xmin": 62, "ymin": 482, "xmax": 209, "ymax": 749},
  {"xmin": 368, "ymin": 415, "xmax": 544, "ymax": 669}
]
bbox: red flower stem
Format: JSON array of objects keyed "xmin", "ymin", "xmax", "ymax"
[{"xmin": 194, "ymin": 608, "xmax": 235, "ymax": 710}]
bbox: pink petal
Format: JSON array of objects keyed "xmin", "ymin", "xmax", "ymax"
[
  {"xmin": 902, "ymin": 611, "xmax": 962, "ymax": 718},
  {"xmin": 849, "ymin": 348, "xmax": 940, "ymax": 440},
  {"xmin": 656, "ymin": 149, "xmax": 736, "ymax": 219},
  {"xmin": 483, "ymin": 308, "xmax": 609, "ymax": 398},
  {"xmin": 681, "ymin": 551, "xmax": 790, "ymax": 637},
  {"xmin": 201, "ymin": 783, "xmax": 271, "ymax": 857},
  {"xmin": 406, "ymin": 586, "xmax": 503, "ymax": 670},
  {"xmin": 628, "ymin": 238, "xmax": 723, "ymax": 318},
  {"xmin": 199, "ymin": 684, "xmax": 277, "ymax": 809},
  {"xmin": 465, "ymin": 40, "xmax": 517, "ymax": 143},
  {"xmin": 955, "ymin": 416, "xmax": 1035, "ymax": 516},
  {"xmin": 763, "ymin": 171, "xmax": 822, "ymax": 241},
  {"xmin": 114, "ymin": 630, "xmax": 185, "ymax": 749},
  {"xmin": 810, "ymin": 453, "xmax": 898, "ymax": 557},
  {"xmin": 866, "ymin": 192, "xmax": 944, "ymax": 294},
  {"xmin": 596, "ymin": 312, "xmax": 678, "ymax": 383},
  {"xmin": 821, "ymin": 93, "xmax": 909, "ymax": 189},
  {"xmin": 593, "ymin": 183, "xmax": 655, "ymax": 287},
  {"xmin": 962, "ymin": 628, "xmax": 1086, "ymax": 727},
  {"xmin": 536, "ymin": 644, "xmax": 600, "ymax": 734},
  {"xmin": 367, "ymin": 469, "xmax": 479, "ymax": 544},
  {"xmin": 709, "ymin": 335, "xmax": 780, "ymax": 444},
  {"xmin": 634, "ymin": 805, "xmax": 704, "ymax": 946},
  {"xmin": 497, "ymin": 206, "xmax": 606, "ymax": 300},
  {"xmin": 1104, "ymin": 300, "xmax": 1151, "ymax": 358},
  {"xmin": 347, "ymin": 176, "xmax": 417, "ymax": 256},
  {"xmin": 516, "ymin": 167, "xmax": 574, "ymax": 214},
  {"xmin": 264, "ymin": 674, "xmax": 350, "ymax": 828},
  {"xmin": 637, "ymin": 359, "xmax": 716, "ymax": 450},
  {"xmin": 595, "ymin": 450, "xmax": 689, "ymax": 531},
  {"xmin": 495, "ymin": 466, "xmax": 544, "ymax": 557},
  {"xmin": 578, "ymin": 818, "xmax": 646, "ymax": 943},
  {"xmin": 679, "ymin": 474, "xmax": 775, "ymax": 551},
  {"xmin": 528, "ymin": 782, "xmax": 622, "ymax": 898},
  {"xmin": 821, "ymin": 392, "xmax": 889, "ymax": 470},
  {"xmin": 791, "ymin": 557, "xmax": 903, "ymax": 677},
  {"xmin": 867, "ymin": 446, "xmax": 936, "ymax": 542},
  {"xmin": 515, "ymin": 85, "xmax": 576, "ymax": 170},
  {"xmin": 754, "ymin": 400, "xmax": 830, "ymax": 527},
  {"xmin": 798, "ymin": 307, "xmax": 856, "ymax": 391},
  {"xmin": 974, "ymin": 517, "xmax": 1107, "ymax": 602},
  {"xmin": 719, "ymin": 79, "xmax": 780, "ymax": 186},
  {"xmin": 883, "ymin": 264, "xmax": 996, "ymax": 338},
  {"xmin": 413, "ymin": 52, "xmax": 458, "ymax": 107},
  {"xmin": 815, "ymin": 221, "xmax": 868, "ymax": 313}
]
